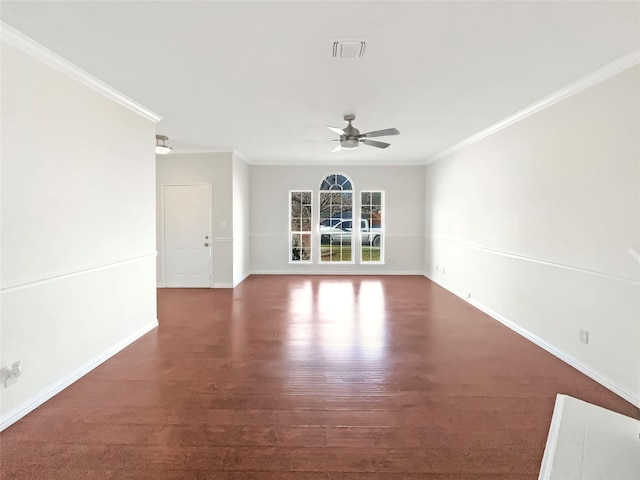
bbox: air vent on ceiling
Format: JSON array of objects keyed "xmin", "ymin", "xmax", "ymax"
[{"xmin": 332, "ymin": 41, "xmax": 366, "ymax": 59}]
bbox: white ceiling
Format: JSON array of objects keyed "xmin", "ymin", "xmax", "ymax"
[{"xmin": 2, "ymin": 1, "xmax": 639, "ymax": 165}]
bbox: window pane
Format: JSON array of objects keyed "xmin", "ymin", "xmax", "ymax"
[
  {"xmin": 320, "ymin": 185, "xmax": 352, "ymax": 263},
  {"xmin": 320, "ymin": 173, "xmax": 353, "ymax": 191},
  {"xmin": 321, "ymin": 236, "xmax": 352, "ymax": 262},
  {"xmin": 337, "ymin": 174, "xmax": 352, "ymax": 191},
  {"xmin": 290, "ymin": 191, "xmax": 312, "ymax": 262},
  {"xmin": 361, "ymin": 190, "xmax": 383, "ymax": 263},
  {"xmin": 371, "ymin": 210, "xmax": 381, "ymax": 227},
  {"xmin": 320, "ymin": 204, "xmax": 331, "ymax": 223},
  {"xmin": 291, "ymin": 233, "xmax": 302, "ymax": 261},
  {"xmin": 291, "ymin": 233, "xmax": 311, "ymax": 262},
  {"xmin": 362, "ymin": 245, "xmax": 381, "ymax": 261},
  {"xmin": 299, "ymin": 233, "xmax": 311, "ymax": 261},
  {"xmin": 330, "ymin": 205, "xmax": 343, "ymax": 217}
]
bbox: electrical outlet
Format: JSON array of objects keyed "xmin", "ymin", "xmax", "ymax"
[
  {"xmin": 442, "ymin": 267, "xmax": 446, "ymax": 275},
  {"xmin": 1, "ymin": 361, "xmax": 22, "ymax": 388},
  {"xmin": 579, "ymin": 329, "xmax": 589, "ymax": 345}
]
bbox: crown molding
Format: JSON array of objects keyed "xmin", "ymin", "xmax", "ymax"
[
  {"xmin": 428, "ymin": 50, "xmax": 640, "ymax": 163},
  {"xmin": 232, "ymin": 150, "xmax": 253, "ymax": 165},
  {"xmin": 1, "ymin": 22, "xmax": 162, "ymax": 123}
]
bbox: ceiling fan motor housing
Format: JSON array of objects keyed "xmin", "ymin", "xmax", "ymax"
[
  {"xmin": 341, "ymin": 118, "xmax": 361, "ymax": 148},
  {"xmin": 343, "ymin": 122, "xmax": 359, "ymax": 137}
]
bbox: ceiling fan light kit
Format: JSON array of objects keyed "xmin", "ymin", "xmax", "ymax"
[
  {"xmin": 325, "ymin": 114, "xmax": 399, "ymax": 152},
  {"xmin": 155, "ymin": 134, "xmax": 172, "ymax": 154}
]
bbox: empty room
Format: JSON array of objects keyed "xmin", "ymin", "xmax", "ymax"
[{"xmin": 1, "ymin": 1, "xmax": 639, "ymax": 479}]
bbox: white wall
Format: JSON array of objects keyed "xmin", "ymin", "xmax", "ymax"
[
  {"xmin": 424, "ymin": 65, "xmax": 640, "ymax": 405},
  {"xmin": 156, "ymin": 152, "xmax": 234, "ymax": 287},
  {"xmin": 250, "ymin": 165, "xmax": 425, "ymax": 274},
  {"xmin": 232, "ymin": 152, "xmax": 251, "ymax": 286},
  {"xmin": 1, "ymin": 42, "xmax": 158, "ymax": 427}
]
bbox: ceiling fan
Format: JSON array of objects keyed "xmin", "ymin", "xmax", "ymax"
[{"xmin": 325, "ymin": 114, "xmax": 400, "ymax": 152}]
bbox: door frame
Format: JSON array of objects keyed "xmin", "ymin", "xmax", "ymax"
[{"xmin": 160, "ymin": 183, "xmax": 213, "ymax": 288}]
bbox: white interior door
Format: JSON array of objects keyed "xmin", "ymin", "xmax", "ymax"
[{"xmin": 164, "ymin": 184, "xmax": 212, "ymax": 288}]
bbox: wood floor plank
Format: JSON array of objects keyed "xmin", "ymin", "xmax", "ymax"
[
  {"xmin": 1, "ymin": 443, "xmax": 541, "ymax": 473},
  {"xmin": 1, "ymin": 275, "xmax": 637, "ymax": 480}
]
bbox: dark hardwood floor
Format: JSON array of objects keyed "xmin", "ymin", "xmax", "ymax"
[{"xmin": 1, "ymin": 275, "xmax": 637, "ymax": 479}]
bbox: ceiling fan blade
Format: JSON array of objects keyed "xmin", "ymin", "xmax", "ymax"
[
  {"xmin": 360, "ymin": 128, "xmax": 400, "ymax": 138},
  {"xmin": 298, "ymin": 139, "xmax": 340, "ymax": 143},
  {"xmin": 327, "ymin": 126, "xmax": 346, "ymax": 135},
  {"xmin": 361, "ymin": 139, "xmax": 390, "ymax": 149},
  {"xmin": 331, "ymin": 144, "xmax": 343, "ymax": 153}
]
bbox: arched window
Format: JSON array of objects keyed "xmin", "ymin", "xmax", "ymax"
[
  {"xmin": 289, "ymin": 172, "xmax": 384, "ymax": 264},
  {"xmin": 319, "ymin": 172, "xmax": 354, "ymax": 263},
  {"xmin": 320, "ymin": 173, "xmax": 352, "ymax": 191}
]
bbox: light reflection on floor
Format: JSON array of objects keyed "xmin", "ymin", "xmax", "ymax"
[{"xmin": 284, "ymin": 278, "xmax": 388, "ymax": 394}]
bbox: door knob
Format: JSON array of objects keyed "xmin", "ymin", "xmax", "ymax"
[{"xmin": 204, "ymin": 243, "xmax": 210, "ymax": 247}]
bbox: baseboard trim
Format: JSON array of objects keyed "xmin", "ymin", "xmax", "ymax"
[
  {"xmin": 250, "ymin": 270, "xmax": 426, "ymax": 276},
  {"xmin": 232, "ymin": 271, "xmax": 251, "ymax": 288},
  {"xmin": 424, "ymin": 272, "xmax": 640, "ymax": 409},
  {"xmin": 0, "ymin": 319, "xmax": 159, "ymax": 431},
  {"xmin": 157, "ymin": 284, "xmax": 234, "ymax": 288}
]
